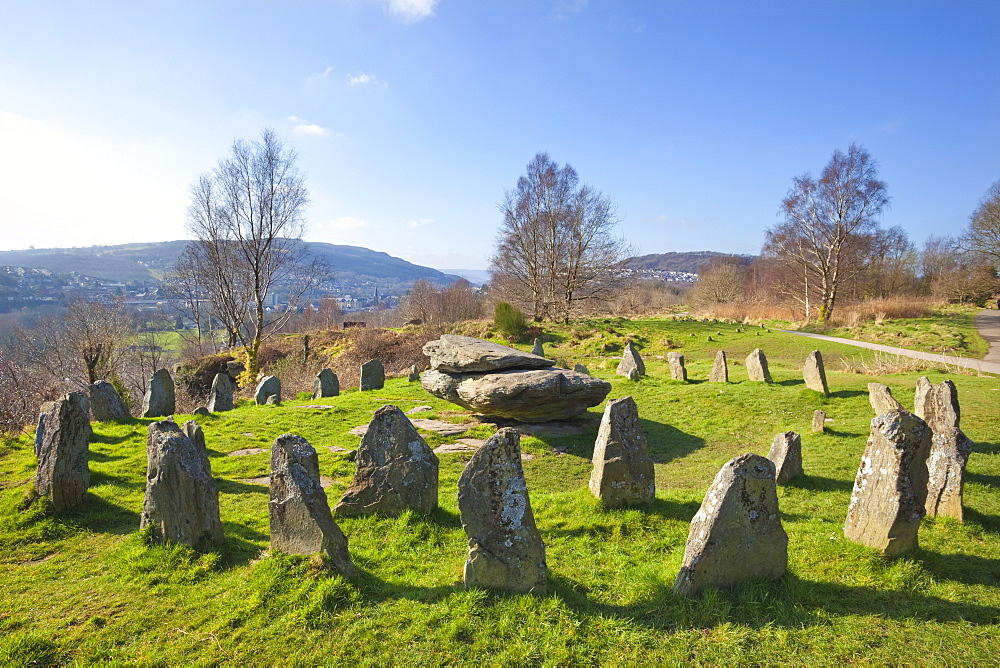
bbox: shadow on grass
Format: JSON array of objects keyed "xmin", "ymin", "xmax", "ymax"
[
  {"xmin": 829, "ymin": 390, "xmax": 868, "ymax": 399},
  {"xmin": 966, "ymin": 471, "xmax": 1000, "ymax": 488},
  {"xmin": 62, "ymin": 494, "xmax": 139, "ymax": 535},
  {"xmin": 90, "ymin": 432, "xmax": 136, "ymax": 445},
  {"xmin": 784, "ymin": 474, "xmax": 854, "ymax": 493},
  {"xmin": 917, "ymin": 548, "xmax": 1000, "ymax": 586},
  {"xmin": 89, "ymin": 470, "xmax": 145, "ymax": 490},
  {"xmin": 823, "ymin": 428, "xmax": 865, "ymax": 438},
  {"xmin": 87, "ymin": 450, "xmax": 130, "ymax": 463},
  {"xmin": 962, "ymin": 507, "xmax": 1000, "ymax": 534},
  {"xmin": 777, "ymin": 379, "xmax": 805, "ymax": 387},
  {"xmin": 641, "ymin": 419, "xmax": 705, "ymax": 465},
  {"xmin": 972, "ymin": 441, "xmax": 1000, "ymax": 456},
  {"xmin": 216, "ymin": 478, "xmax": 270, "ymax": 496}
]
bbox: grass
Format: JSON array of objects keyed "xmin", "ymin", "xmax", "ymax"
[{"xmin": 2, "ymin": 318, "xmax": 999, "ymax": 664}]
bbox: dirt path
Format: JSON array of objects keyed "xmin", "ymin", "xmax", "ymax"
[{"xmin": 779, "ymin": 311, "xmax": 1000, "ymax": 376}]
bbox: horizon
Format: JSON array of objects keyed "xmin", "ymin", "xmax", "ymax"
[{"xmin": 2, "ymin": 1, "xmax": 997, "ymax": 270}]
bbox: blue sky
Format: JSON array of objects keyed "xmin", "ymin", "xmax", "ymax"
[{"xmin": 1, "ymin": 0, "xmax": 997, "ymax": 271}]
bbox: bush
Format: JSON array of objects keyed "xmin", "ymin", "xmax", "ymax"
[{"xmin": 494, "ymin": 302, "xmax": 527, "ymax": 341}]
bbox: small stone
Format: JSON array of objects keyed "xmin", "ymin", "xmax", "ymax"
[
  {"xmin": 745, "ymin": 349, "xmax": 771, "ymax": 382},
  {"xmin": 207, "ymin": 372, "xmax": 235, "ymax": 412},
  {"xmin": 89, "ymin": 381, "xmax": 131, "ymax": 422},
  {"xmin": 255, "ymin": 376, "xmax": 281, "ymax": 405},
  {"xmin": 140, "ymin": 419, "xmax": 224, "ymax": 551},
  {"xmin": 812, "ymin": 410, "xmax": 826, "ymax": 433},
  {"xmin": 803, "ymin": 350, "xmax": 829, "ymax": 395},
  {"xmin": 269, "ymin": 434, "xmax": 357, "ymax": 577},
  {"xmin": 616, "ymin": 341, "xmax": 645, "ymax": 378},
  {"xmin": 573, "ymin": 363, "xmax": 590, "ymax": 375},
  {"xmin": 314, "ymin": 369, "xmax": 339, "ymax": 399},
  {"xmin": 405, "ymin": 405, "xmax": 434, "ymax": 415},
  {"xmin": 34, "ymin": 392, "xmax": 92, "ymax": 511},
  {"xmin": 868, "ymin": 382, "xmax": 903, "ymax": 416},
  {"xmin": 457, "ymin": 428, "xmax": 547, "ymax": 594},
  {"xmin": 589, "ymin": 396, "xmax": 655, "ymax": 507},
  {"xmin": 627, "ymin": 368, "xmax": 640, "ymax": 382},
  {"xmin": 407, "ymin": 365, "xmax": 421, "ymax": 382},
  {"xmin": 674, "ymin": 453, "xmax": 787, "ymax": 597},
  {"xmin": 709, "ymin": 350, "xmax": 729, "ymax": 383},
  {"xmin": 142, "ymin": 369, "xmax": 176, "ymax": 418},
  {"xmin": 193, "ymin": 406, "xmax": 210, "ymax": 416},
  {"xmin": 229, "ymin": 447, "xmax": 268, "ymax": 457},
  {"xmin": 667, "ymin": 352, "xmax": 687, "ymax": 381},
  {"xmin": 359, "ymin": 359, "xmax": 385, "ymax": 391},
  {"xmin": 531, "ymin": 338, "xmax": 545, "ymax": 357},
  {"xmin": 844, "ymin": 409, "xmax": 931, "ymax": 557},
  {"xmin": 335, "ymin": 405, "xmax": 439, "ymax": 517},
  {"xmin": 767, "ymin": 431, "xmax": 803, "ymax": 484}
]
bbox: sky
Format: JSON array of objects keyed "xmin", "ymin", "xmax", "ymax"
[{"xmin": 1, "ymin": 1, "xmax": 997, "ymax": 271}]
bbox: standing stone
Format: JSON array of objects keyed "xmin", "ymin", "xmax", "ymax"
[
  {"xmin": 457, "ymin": 428, "xmax": 547, "ymax": 594},
  {"xmin": 915, "ymin": 378, "xmax": 973, "ymax": 521},
  {"xmin": 225, "ymin": 360, "xmax": 245, "ymax": 381},
  {"xmin": 803, "ymin": 350, "xmax": 829, "ymax": 395},
  {"xmin": 573, "ymin": 363, "xmax": 590, "ymax": 375},
  {"xmin": 313, "ymin": 368, "xmax": 340, "ymax": 399},
  {"xmin": 745, "ymin": 349, "xmax": 772, "ymax": 382},
  {"xmin": 270, "ymin": 434, "xmax": 357, "ymax": 576},
  {"xmin": 913, "ymin": 376, "xmax": 933, "ymax": 419},
  {"xmin": 255, "ymin": 376, "xmax": 281, "ymax": 405},
  {"xmin": 844, "ymin": 409, "xmax": 931, "ymax": 557},
  {"xmin": 627, "ymin": 368, "xmax": 641, "ymax": 382},
  {"xmin": 709, "ymin": 350, "xmax": 729, "ymax": 383},
  {"xmin": 359, "ymin": 359, "xmax": 385, "ymax": 391},
  {"xmin": 193, "ymin": 406, "xmax": 210, "ymax": 416},
  {"xmin": 589, "ymin": 396, "xmax": 655, "ymax": 507},
  {"xmin": 616, "ymin": 341, "xmax": 645, "ymax": 378},
  {"xmin": 673, "ymin": 453, "xmax": 787, "ymax": 597},
  {"xmin": 142, "ymin": 369, "xmax": 176, "ymax": 418},
  {"xmin": 34, "ymin": 392, "xmax": 92, "ymax": 511},
  {"xmin": 181, "ymin": 420, "xmax": 206, "ymax": 450},
  {"xmin": 531, "ymin": 338, "xmax": 545, "ymax": 357},
  {"xmin": 812, "ymin": 410, "xmax": 826, "ymax": 433},
  {"xmin": 140, "ymin": 419, "xmax": 224, "ymax": 551},
  {"xmin": 89, "ymin": 380, "xmax": 131, "ymax": 422},
  {"xmin": 667, "ymin": 352, "xmax": 688, "ymax": 381},
  {"xmin": 868, "ymin": 382, "xmax": 903, "ymax": 416},
  {"xmin": 407, "ymin": 365, "xmax": 421, "ymax": 382},
  {"xmin": 335, "ymin": 405, "xmax": 439, "ymax": 517},
  {"xmin": 207, "ymin": 372, "xmax": 235, "ymax": 412},
  {"xmin": 767, "ymin": 431, "xmax": 803, "ymax": 484}
]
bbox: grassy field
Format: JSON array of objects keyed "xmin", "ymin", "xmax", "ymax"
[{"xmin": 1, "ymin": 318, "xmax": 998, "ymax": 664}]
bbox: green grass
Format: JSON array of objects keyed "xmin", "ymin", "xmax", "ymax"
[
  {"xmin": 800, "ymin": 304, "xmax": 991, "ymax": 358},
  {"xmin": 2, "ymin": 319, "xmax": 999, "ymax": 664}
]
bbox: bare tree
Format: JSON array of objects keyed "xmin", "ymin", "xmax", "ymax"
[
  {"xmin": 961, "ymin": 179, "xmax": 1000, "ymax": 266},
  {"xmin": 764, "ymin": 143, "xmax": 890, "ymax": 322},
  {"xmin": 184, "ymin": 128, "xmax": 324, "ymax": 379},
  {"xmin": 490, "ymin": 152, "xmax": 628, "ymax": 323},
  {"xmin": 688, "ymin": 256, "xmax": 746, "ymax": 307}
]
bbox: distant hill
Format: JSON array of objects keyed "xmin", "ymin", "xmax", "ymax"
[
  {"xmin": 627, "ymin": 251, "xmax": 755, "ymax": 273},
  {"xmin": 0, "ymin": 241, "xmax": 459, "ymax": 293}
]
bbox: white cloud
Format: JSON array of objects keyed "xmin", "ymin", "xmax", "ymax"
[
  {"xmin": 383, "ymin": 0, "xmax": 437, "ymax": 23},
  {"xmin": 347, "ymin": 72, "xmax": 385, "ymax": 88},
  {"xmin": 554, "ymin": 0, "xmax": 588, "ymax": 20},
  {"xmin": 408, "ymin": 218, "xmax": 434, "ymax": 228},
  {"xmin": 294, "ymin": 123, "xmax": 331, "ymax": 137},
  {"xmin": 308, "ymin": 66, "xmax": 334, "ymax": 83},
  {"xmin": 329, "ymin": 216, "xmax": 369, "ymax": 231}
]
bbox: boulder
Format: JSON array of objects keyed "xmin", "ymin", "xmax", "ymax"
[
  {"xmin": 531, "ymin": 338, "xmax": 545, "ymax": 357},
  {"xmin": 269, "ymin": 434, "xmax": 357, "ymax": 576},
  {"xmin": 915, "ymin": 378, "xmax": 973, "ymax": 521},
  {"xmin": 812, "ymin": 410, "xmax": 826, "ymax": 433},
  {"xmin": 207, "ymin": 372, "xmax": 235, "ymax": 412},
  {"xmin": 359, "ymin": 359, "xmax": 385, "ymax": 391},
  {"xmin": 667, "ymin": 352, "xmax": 687, "ymax": 381},
  {"xmin": 89, "ymin": 380, "xmax": 131, "ymax": 422},
  {"xmin": 745, "ymin": 349, "xmax": 771, "ymax": 382},
  {"xmin": 868, "ymin": 382, "xmax": 903, "ymax": 416},
  {"xmin": 673, "ymin": 453, "xmax": 787, "ymax": 597},
  {"xmin": 844, "ymin": 409, "xmax": 931, "ymax": 557},
  {"xmin": 589, "ymin": 396, "xmax": 655, "ymax": 507},
  {"xmin": 335, "ymin": 405, "xmax": 439, "ymax": 516},
  {"xmin": 423, "ymin": 334, "xmax": 553, "ymax": 373},
  {"xmin": 616, "ymin": 341, "xmax": 645, "ymax": 378},
  {"xmin": 457, "ymin": 428, "xmax": 547, "ymax": 594},
  {"xmin": 767, "ymin": 431, "xmax": 803, "ymax": 484},
  {"xmin": 255, "ymin": 376, "xmax": 281, "ymax": 405},
  {"xmin": 140, "ymin": 419, "xmax": 224, "ymax": 551},
  {"xmin": 142, "ymin": 368, "xmax": 175, "ymax": 418},
  {"xmin": 421, "ymin": 367, "xmax": 611, "ymax": 423},
  {"xmin": 709, "ymin": 350, "xmax": 728, "ymax": 383},
  {"xmin": 34, "ymin": 392, "xmax": 92, "ymax": 511},
  {"xmin": 313, "ymin": 368, "xmax": 339, "ymax": 399},
  {"xmin": 803, "ymin": 350, "xmax": 829, "ymax": 395}
]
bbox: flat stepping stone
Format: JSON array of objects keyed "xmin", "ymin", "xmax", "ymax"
[
  {"xmin": 328, "ymin": 445, "xmax": 350, "ymax": 454},
  {"xmin": 241, "ymin": 433, "xmax": 257, "ymax": 438},
  {"xmin": 295, "ymin": 405, "xmax": 332, "ymax": 409},
  {"xmin": 348, "ymin": 425, "xmax": 369, "ymax": 436},
  {"xmin": 229, "ymin": 447, "xmax": 268, "ymax": 457},
  {"xmin": 521, "ymin": 453, "xmax": 536, "ymax": 461},
  {"xmin": 405, "ymin": 405, "xmax": 434, "ymax": 414},
  {"xmin": 434, "ymin": 441, "xmax": 482, "ymax": 454},
  {"xmin": 350, "ymin": 417, "xmax": 468, "ymax": 437}
]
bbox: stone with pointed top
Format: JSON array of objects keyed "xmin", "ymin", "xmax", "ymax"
[
  {"xmin": 673, "ymin": 453, "xmax": 787, "ymax": 596},
  {"xmin": 589, "ymin": 396, "xmax": 655, "ymax": 507},
  {"xmin": 803, "ymin": 350, "xmax": 829, "ymax": 395},
  {"xmin": 208, "ymin": 372, "xmax": 235, "ymax": 412},
  {"xmin": 142, "ymin": 368, "xmax": 176, "ymax": 418},
  {"xmin": 616, "ymin": 341, "xmax": 645, "ymax": 378},
  {"xmin": 745, "ymin": 349, "xmax": 772, "ymax": 382},
  {"xmin": 915, "ymin": 378, "xmax": 973, "ymax": 521},
  {"xmin": 868, "ymin": 382, "xmax": 903, "ymax": 416},
  {"xmin": 335, "ymin": 405, "xmax": 439, "ymax": 516},
  {"xmin": 181, "ymin": 420, "xmax": 206, "ymax": 450},
  {"xmin": 844, "ymin": 409, "xmax": 931, "ymax": 557},
  {"xmin": 573, "ymin": 363, "xmax": 590, "ymax": 375},
  {"xmin": 313, "ymin": 368, "xmax": 339, "ymax": 399},
  {"xmin": 709, "ymin": 350, "xmax": 729, "ymax": 383},
  {"xmin": 34, "ymin": 392, "xmax": 92, "ymax": 511},
  {"xmin": 255, "ymin": 376, "xmax": 281, "ymax": 405},
  {"xmin": 531, "ymin": 338, "xmax": 545, "ymax": 357},
  {"xmin": 89, "ymin": 381, "xmax": 130, "ymax": 422},
  {"xmin": 270, "ymin": 433, "xmax": 357, "ymax": 576},
  {"xmin": 767, "ymin": 431, "xmax": 803, "ymax": 484},
  {"xmin": 458, "ymin": 427, "xmax": 547, "ymax": 594}
]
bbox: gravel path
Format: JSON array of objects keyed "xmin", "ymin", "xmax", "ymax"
[{"xmin": 778, "ymin": 309, "xmax": 1000, "ymax": 376}]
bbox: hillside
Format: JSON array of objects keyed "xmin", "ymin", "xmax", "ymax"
[
  {"xmin": 0, "ymin": 241, "xmax": 459, "ymax": 293},
  {"xmin": 628, "ymin": 251, "xmax": 755, "ymax": 273}
]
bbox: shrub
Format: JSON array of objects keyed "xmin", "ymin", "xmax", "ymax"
[{"xmin": 494, "ymin": 302, "xmax": 527, "ymax": 341}]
